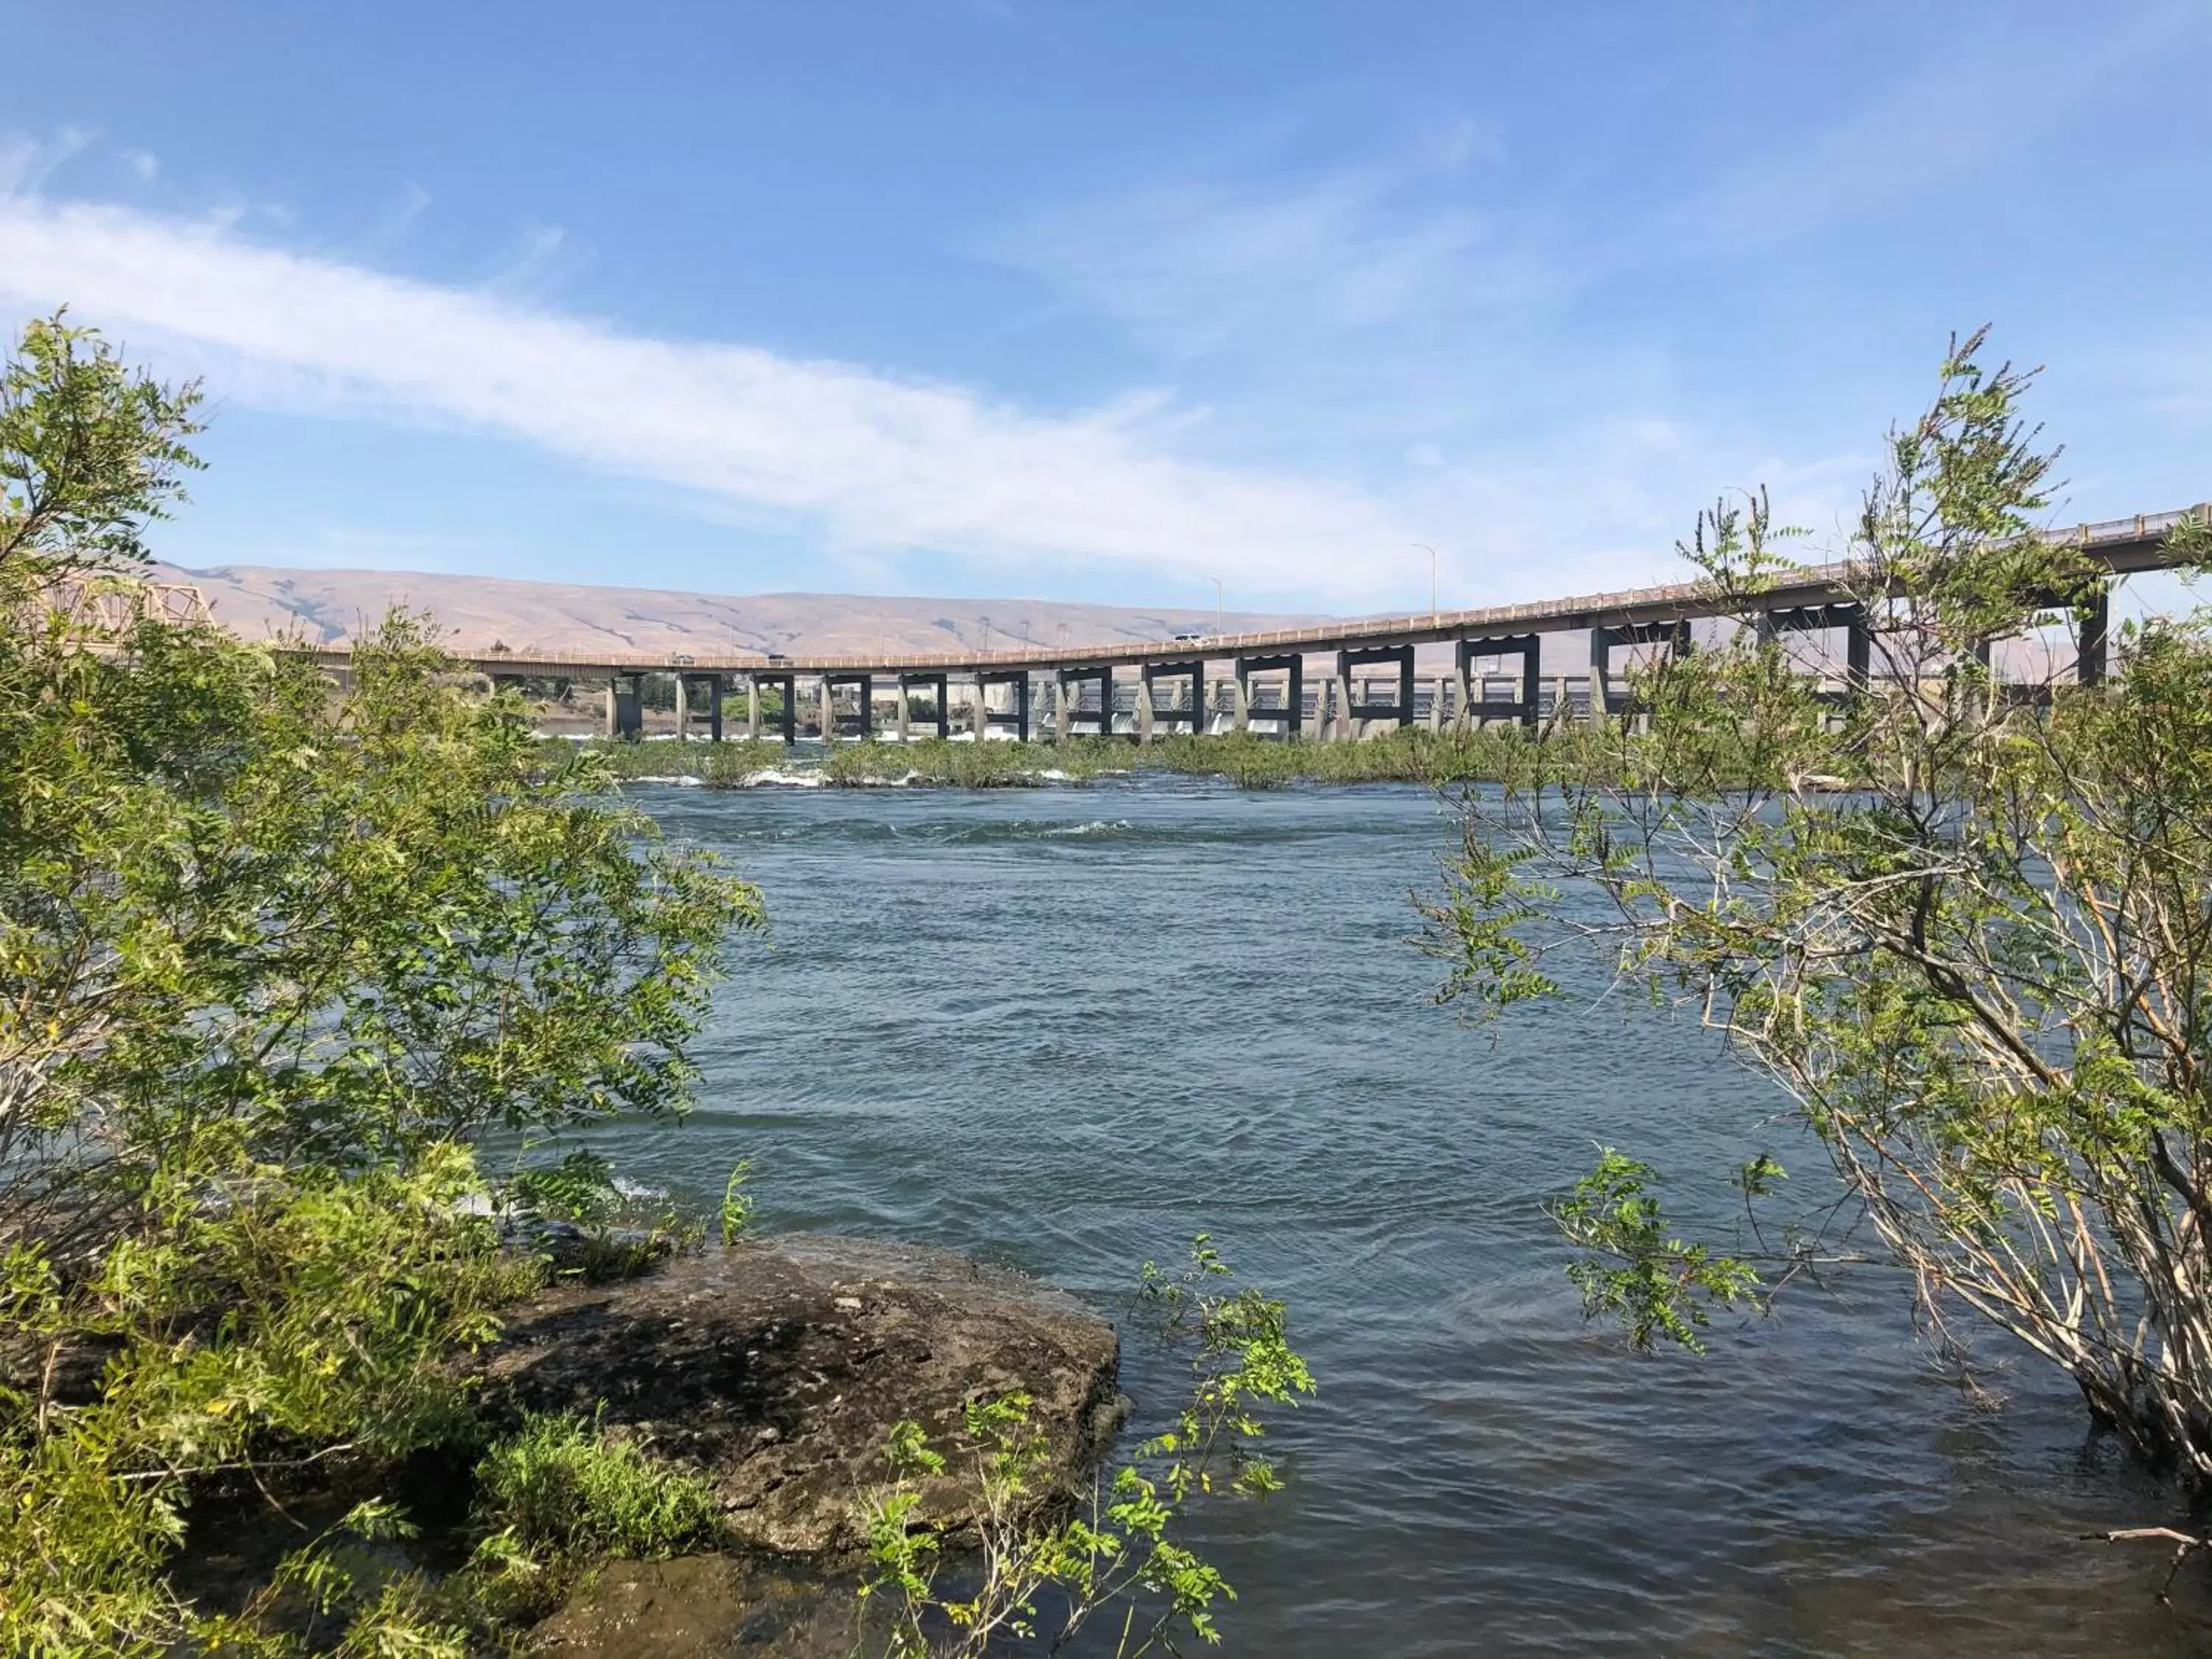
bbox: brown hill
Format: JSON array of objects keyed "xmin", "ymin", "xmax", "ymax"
[{"xmin": 152, "ymin": 562, "xmax": 1324, "ymax": 658}]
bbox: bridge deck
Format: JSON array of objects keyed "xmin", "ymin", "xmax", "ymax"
[{"xmin": 295, "ymin": 505, "xmax": 2205, "ymax": 681}]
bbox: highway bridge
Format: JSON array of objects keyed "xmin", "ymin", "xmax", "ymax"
[{"xmin": 292, "ymin": 504, "xmax": 2206, "ymax": 743}]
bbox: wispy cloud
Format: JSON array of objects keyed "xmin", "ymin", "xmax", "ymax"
[
  {"xmin": 0, "ymin": 128, "xmax": 95, "ymax": 197},
  {"xmin": 355, "ymin": 180, "xmax": 432, "ymax": 252},
  {"xmin": 987, "ymin": 156, "xmax": 1545, "ymax": 364},
  {"xmin": 0, "ymin": 189, "xmax": 1427, "ymax": 601}
]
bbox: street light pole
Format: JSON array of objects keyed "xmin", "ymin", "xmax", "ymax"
[
  {"xmin": 1413, "ymin": 543, "xmax": 1439, "ymax": 620},
  {"xmin": 1211, "ymin": 577, "xmax": 1225, "ymax": 636}
]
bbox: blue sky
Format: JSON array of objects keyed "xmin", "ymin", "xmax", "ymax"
[{"xmin": 2, "ymin": 1, "xmax": 2208, "ymax": 612}]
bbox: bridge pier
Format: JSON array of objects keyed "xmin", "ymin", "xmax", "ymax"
[
  {"xmin": 670, "ymin": 672, "xmax": 726, "ymax": 741},
  {"xmin": 1139, "ymin": 660, "xmax": 1205, "ymax": 742},
  {"xmin": 1590, "ymin": 620, "xmax": 1691, "ymax": 720},
  {"xmin": 1058, "ymin": 666, "xmax": 1113, "ymax": 739},
  {"xmin": 1234, "ymin": 654, "xmax": 1304, "ymax": 739},
  {"xmin": 604, "ymin": 672, "xmax": 644, "ymax": 741},
  {"xmin": 2080, "ymin": 581, "xmax": 2110, "ymax": 684},
  {"xmin": 824, "ymin": 672, "xmax": 873, "ymax": 741},
  {"xmin": 750, "ymin": 672, "xmax": 796, "ymax": 743},
  {"xmin": 1337, "ymin": 645, "xmax": 1415, "ymax": 737},
  {"xmin": 978, "ymin": 669, "xmax": 1032, "ymax": 740},
  {"xmin": 897, "ymin": 672, "xmax": 949, "ymax": 740},
  {"xmin": 1756, "ymin": 603, "xmax": 1874, "ymax": 708},
  {"xmin": 1455, "ymin": 635, "xmax": 1542, "ymax": 729}
]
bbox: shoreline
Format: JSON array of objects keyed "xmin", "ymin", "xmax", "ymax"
[{"xmin": 546, "ymin": 728, "xmax": 1586, "ymax": 790}]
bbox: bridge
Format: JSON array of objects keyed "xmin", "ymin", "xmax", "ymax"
[{"xmin": 296, "ymin": 504, "xmax": 2207, "ymax": 742}]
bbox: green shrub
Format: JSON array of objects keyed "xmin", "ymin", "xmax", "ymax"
[
  {"xmin": 474, "ymin": 1413, "xmax": 722, "ymax": 1560},
  {"xmin": 719, "ymin": 1158, "xmax": 755, "ymax": 1244},
  {"xmin": 0, "ymin": 310, "xmax": 762, "ymax": 1655}
]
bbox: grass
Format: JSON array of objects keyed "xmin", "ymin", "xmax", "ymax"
[{"xmin": 473, "ymin": 1412, "xmax": 723, "ymax": 1561}]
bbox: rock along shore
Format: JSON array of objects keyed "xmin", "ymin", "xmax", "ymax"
[{"xmin": 476, "ymin": 1233, "xmax": 1124, "ymax": 1558}]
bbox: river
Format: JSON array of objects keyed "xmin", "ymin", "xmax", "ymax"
[{"xmin": 581, "ymin": 773, "xmax": 2204, "ymax": 1656}]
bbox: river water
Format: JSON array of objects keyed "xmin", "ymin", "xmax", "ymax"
[{"xmin": 588, "ymin": 773, "xmax": 2205, "ymax": 1656}]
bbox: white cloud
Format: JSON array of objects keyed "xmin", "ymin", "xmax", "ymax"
[{"xmin": 0, "ymin": 189, "xmax": 1427, "ymax": 601}]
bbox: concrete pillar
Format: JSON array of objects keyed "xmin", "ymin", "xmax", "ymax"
[
  {"xmin": 745, "ymin": 675, "xmax": 762, "ymax": 740},
  {"xmin": 971, "ymin": 676, "xmax": 988, "ymax": 738},
  {"xmin": 1588, "ymin": 630, "xmax": 1611, "ymax": 720},
  {"xmin": 707, "ymin": 675, "xmax": 725, "ymax": 742},
  {"xmin": 605, "ymin": 673, "xmax": 643, "ymax": 741},
  {"xmin": 1427, "ymin": 675, "xmax": 1446, "ymax": 732},
  {"xmin": 603, "ymin": 678, "xmax": 618, "ymax": 740},
  {"xmin": 673, "ymin": 674, "xmax": 690, "ymax": 741},
  {"xmin": 1232, "ymin": 668, "xmax": 1251, "ymax": 733},
  {"xmin": 1136, "ymin": 677, "xmax": 1155, "ymax": 743},
  {"xmin": 894, "ymin": 681, "xmax": 909, "ymax": 741},
  {"xmin": 1335, "ymin": 655, "xmax": 1355, "ymax": 741},
  {"xmin": 2079, "ymin": 582, "xmax": 2110, "ymax": 685},
  {"xmin": 1454, "ymin": 653, "xmax": 1474, "ymax": 731}
]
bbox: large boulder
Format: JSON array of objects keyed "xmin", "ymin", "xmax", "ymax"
[{"xmin": 475, "ymin": 1234, "xmax": 1123, "ymax": 1555}]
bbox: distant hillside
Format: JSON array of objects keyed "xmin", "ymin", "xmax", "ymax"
[{"xmin": 152, "ymin": 562, "xmax": 1325, "ymax": 658}]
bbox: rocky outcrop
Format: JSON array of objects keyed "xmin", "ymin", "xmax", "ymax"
[
  {"xmin": 529, "ymin": 1555, "xmax": 862, "ymax": 1658},
  {"xmin": 475, "ymin": 1234, "xmax": 1124, "ymax": 1557}
]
